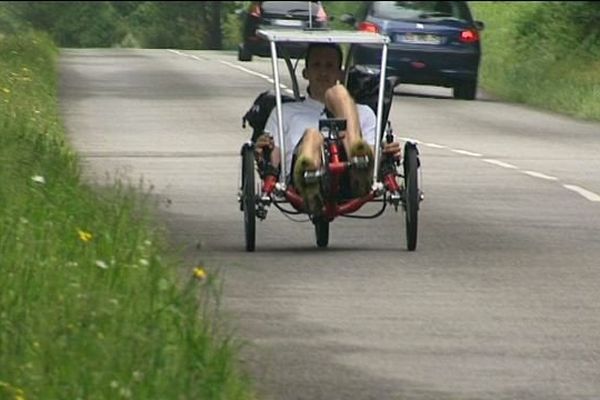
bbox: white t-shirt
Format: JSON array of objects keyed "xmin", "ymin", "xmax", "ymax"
[{"xmin": 263, "ymin": 96, "xmax": 376, "ymax": 173}]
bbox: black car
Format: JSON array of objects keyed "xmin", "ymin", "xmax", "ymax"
[
  {"xmin": 237, "ymin": 1, "xmax": 329, "ymax": 62},
  {"xmin": 342, "ymin": 1, "xmax": 484, "ymax": 100}
]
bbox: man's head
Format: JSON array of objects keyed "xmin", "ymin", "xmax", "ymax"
[{"xmin": 302, "ymin": 43, "xmax": 344, "ymax": 100}]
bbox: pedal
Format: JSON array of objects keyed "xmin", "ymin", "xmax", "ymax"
[
  {"xmin": 389, "ymin": 191, "xmax": 401, "ymax": 211},
  {"xmin": 256, "ymin": 205, "xmax": 268, "ymax": 220},
  {"xmin": 303, "ymin": 169, "xmax": 323, "ymax": 184},
  {"xmin": 351, "ymin": 155, "xmax": 370, "ymax": 169},
  {"xmin": 237, "ymin": 190, "xmax": 243, "ymax": 211},
  {"xmin": 319, "ymin": 118, "xmax": 347, "ymax": 135},
  {"xmin": 260, "ymin": 193, "xmax": 272, "ymax": 204}
]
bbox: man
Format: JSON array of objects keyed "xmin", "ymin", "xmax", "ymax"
[{"xmin": 255, "ymin": 42, "xmax": 401, "ymax": 213}]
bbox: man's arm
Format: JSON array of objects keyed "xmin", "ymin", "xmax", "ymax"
[
  {"xmin": 357, "ymin": 102, "xmax": 401, "ymax": 159},
  {"xmin": 254, "ymin": 133, "xmax": 281, "ymax": 169},
  {"xmin": 255, "ymin": 108, "xmax": 281, "ymax": 170},
  {"xmin": 382, "ymin": 140, "xmax": 401, "ymax": 159}
]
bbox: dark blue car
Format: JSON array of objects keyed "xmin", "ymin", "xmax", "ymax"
[{"xmin": 342, "ymin": 1, "xmax": 484, "ymax": 100}]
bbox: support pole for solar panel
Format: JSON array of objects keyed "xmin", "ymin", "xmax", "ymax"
[
  {"xmin": 372, "ymin": 42, "xmax": 389, "ymax": 184},
  {"xmin": 269, "ymin": 40, "xmax": 287, "ymax": 186}
]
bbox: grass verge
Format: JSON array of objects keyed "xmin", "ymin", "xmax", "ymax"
[
  {"xmin": 471, "ymin": 1, "xmax": 600, "ymax": 121},
  {"xmin": 0, "ymin": 32, "xmax": 254, "ymax": 400}
]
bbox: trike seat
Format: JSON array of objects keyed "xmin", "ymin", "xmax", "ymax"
[{"xmin": 346, "ymin": 64, "xmax": 398, "ymax": 137}]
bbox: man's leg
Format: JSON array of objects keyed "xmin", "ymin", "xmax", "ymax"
[
  {"xmin": 294, "ymin": 128, "xmax": 324, "ymax": 214},
  {"xmin": 324, "ymin": 84, "xmax": 361, "ymax": 149},
  {"xmin": 324, "ymin": 84, "xmax": 373, "ymax": 196}
]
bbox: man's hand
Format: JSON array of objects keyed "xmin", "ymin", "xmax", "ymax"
[
  {"xmin": 254, "ymin": 133, "xmax": 274, "ymax": 160},
  {"xmin": 382, "ymin": 141, "xmax": 401, "ymax": 160}
]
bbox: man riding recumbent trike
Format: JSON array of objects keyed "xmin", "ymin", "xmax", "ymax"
[{"xmin": 238, "ymin": 29, "xmax": 422, "ymax": 252}]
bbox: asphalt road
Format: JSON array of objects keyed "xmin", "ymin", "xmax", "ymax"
[{"xmin": 59, "ymin": 48, "xmax": 600, "ymax": 400}]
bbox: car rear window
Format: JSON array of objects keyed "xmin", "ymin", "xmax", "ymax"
[
  {"xmin": 370, "ymin": 1, "xmax": 471, "ymax": 22},
  {"xmin": 262, "ymin": 1, "xmax": 320, "ymax": 16}
]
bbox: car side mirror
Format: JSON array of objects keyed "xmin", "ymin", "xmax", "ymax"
[
  {"xmin": 339, "ymin": 14, "xmax": 356, "ymax": 26},
  {"xmin": 474, "ymin": 20, "xmax": 485, "ymax": 31}
]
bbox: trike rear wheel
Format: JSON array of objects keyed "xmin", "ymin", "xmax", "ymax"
[
  {"xmin": 313, "ymin": 217, "xmax": 329, "ymax": 248},
  {"xmin": 241, "ymin": 145, "xmax": 256, "ymax": 252}
]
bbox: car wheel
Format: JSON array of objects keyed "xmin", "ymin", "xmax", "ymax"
[
  {"xmin": 453, "ymin": 81, "xmax": 477, "ymax": 100},
  {"xmin": 238, "ymin": 44, "xmax": 252, "ymax": 62}
]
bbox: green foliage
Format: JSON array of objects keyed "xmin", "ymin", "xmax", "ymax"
[
  {"xmin": 0, "ymin": 2, "xmax": 24, "ymax": 35},
  {"xmin": 322, "ymin": 1, "xmax": 362, "ymax": 30},
  {"xmin": 4, "ymin": 1, "xmax": 125, "ymax": 47},
  {"xmin": 2, "ymin": 1, "xmax": 245, "ymax": 49},
  {"xmin": 55, "ymin": 2, "xmax": 123, "ymax": 47},
  {"xmin": 127, "ymin": 2, "xmax": 203, "ymax": 49},
  {"xmin": 0, "ymin": 32, "xmax": 255, "ymax": 400},
  {"xmin": 222, "ymin": 10, "xmax": 244, "ymax": 50},
  {"xmin": 470, "ymin": 1, "xmax": 600, "ymax": 120},
  {"xmin": 513, "ymin": 1, "xmax": 600, "ymax": 61}
]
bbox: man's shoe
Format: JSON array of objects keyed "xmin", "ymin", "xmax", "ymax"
[
  {"xmin": 293, "ymin": 155, "xmax": 323, "ymax": 215},
  {"xmin": 349, "ymin": 140, "xmax": 374, "ymax": 197}
]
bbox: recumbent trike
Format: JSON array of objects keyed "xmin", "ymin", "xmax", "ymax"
[{"xmin": 238, "ymin": 29, "xmax": 422, "ymax": 251}]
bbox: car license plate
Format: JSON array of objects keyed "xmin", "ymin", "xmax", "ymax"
[
  {"xmin": 272, "ymin": 19, "xmax": 304, "ymax": 27},
  {"xmin": 397, "ymin": 33, "xmax": 442, "ymax": 45}
]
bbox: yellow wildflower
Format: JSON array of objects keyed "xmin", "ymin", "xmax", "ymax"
[
  {"xmin": 77, "ymin": 229, "xmax": 93, "ymax": 242},
  {"xmin": 193, "ymin": 267, "xmax": 207, "ymax": 280}
]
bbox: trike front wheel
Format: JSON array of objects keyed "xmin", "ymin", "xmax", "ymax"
[
  {"xmin": 403, "ymin": 143, "xmax": 419, "ymax": 251},
  {"xmin": 241, "ymin": 145, "xmax": 256, "ymax": 251}
]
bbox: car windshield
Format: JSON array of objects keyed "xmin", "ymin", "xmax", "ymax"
[{"xmin": 370, "ymin": 1, "xmax": 470, "ymax": 21}]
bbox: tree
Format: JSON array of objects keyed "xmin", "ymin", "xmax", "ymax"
[{"xmin": 204, "ymin": 1, "xmax": 222, "ymax": 50}]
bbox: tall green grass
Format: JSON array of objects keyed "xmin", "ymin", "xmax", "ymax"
[
  {"xmin": 0, "ymin": 32, "xmax": 254, "ymax": 400},
  {"xmin": 470, "ymin": 1, "xmax": 600, "ymax": 121}
]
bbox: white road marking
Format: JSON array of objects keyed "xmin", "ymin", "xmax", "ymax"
[
  {"xmin": 522, "ymin": 170, "xmax": 558, "ymax": 181},
  {"xmin": 451, "ymin": 149, "xmax": 482, "ymax": 157},
  {"xmin": 482, "ymin": 159, "xmax": 518, "ymax": 169},
  {"xmin": 219, "ymin": 60, "xmax": 294, "ymax": 95},
  {"xmin": 563, "ymin": 185, "xmax": 600, "ymax": 202},
  {"xmin": 397, "ymin": 136, "xmax": 420, "ymax": 143},
  {"xmin": 219, "ymin": 60, "xmax": 271, "ymax": 80},
  {"xmin": 422, "ymin": 142, "xmax": 447, "ymax": 149},
  {"xmin": 170, "ymin": 51, "xmax": 295, "ymax": 95}
]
